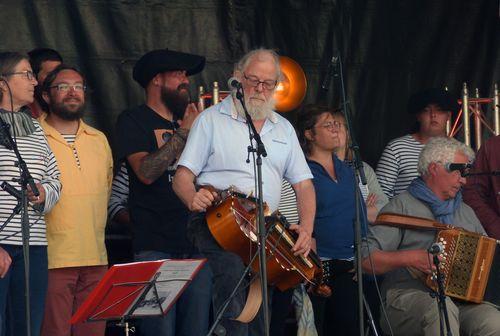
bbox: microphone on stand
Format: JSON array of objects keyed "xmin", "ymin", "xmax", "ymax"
[
  {"xmin": 227, "ymin": 77, "xmax": 242, "ymax": 90},
  {"xmin": 428, "ymin": 242, "xmax": 444, "ymax": 255},
  {"xmin": 320, "ymin": 56, "xmax": 339, "ymax": 91},
  {"xmin": 1, "ymin": 181, "xmax": 21, "ymax": 200}
]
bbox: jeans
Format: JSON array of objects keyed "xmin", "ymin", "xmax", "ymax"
[
  {"xmin": 0, "ymin": 244, "xmax": 48, "ymax": 336},
  {"xmin": 134, "ymin": 249, "xmax": 212, "ymax": 336},
  {"xmin": 187, "ymin": 212, "xmax": 265, "ymax": 336}
]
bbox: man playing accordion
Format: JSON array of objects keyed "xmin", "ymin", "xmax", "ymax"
[{"xmin": 361, "ymin": 137, "xmax": 500, "ymax": 336}]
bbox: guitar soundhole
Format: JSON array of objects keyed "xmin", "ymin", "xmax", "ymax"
[{"xmin": 216, "ymin": 213, "xmax": 222, "ymax": 218}]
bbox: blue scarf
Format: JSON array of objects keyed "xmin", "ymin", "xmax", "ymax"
[{"xmin": 407, "ymin": 177, "xmax": 462, "ymax": 224}]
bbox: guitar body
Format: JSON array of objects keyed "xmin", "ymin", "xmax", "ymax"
[{"xmin": 206, "ymin": 193, "xmax": 323, "ymax": 291}]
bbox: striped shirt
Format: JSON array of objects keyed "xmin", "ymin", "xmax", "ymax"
[
  {"xmin": 0, "ymin": 120, "xmax": 61, "ymax": 245},
  {"xmin": 61, "ymin": 134, "xmax": 81, "ymax": 168},
  {"xmin": 108, "ymin": 162, "xmax": 129, "ymax": 220},
  {"xmin": 375, "ymin": 134, "xmax": 424, "ymax": 199},
  {"xmin": 278, "ymin": 180, "xmax": 299, "ymax": 225}
]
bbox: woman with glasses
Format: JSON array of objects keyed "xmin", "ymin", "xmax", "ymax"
[
  {"xmin": 331, "ymin": 112, "xmax": 388, "ymax": 223},
  {"xmin": 0, "ymin": 52, "xmax": 61, "ymax": 335},
  {"xmin": 297, "ymin": 104, "xmax": 366, "ymax": 336}
]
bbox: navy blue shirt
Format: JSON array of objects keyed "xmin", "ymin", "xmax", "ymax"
[{"xmin": 308, "ymin": 155, "xmax": 367, "ymax": 260}]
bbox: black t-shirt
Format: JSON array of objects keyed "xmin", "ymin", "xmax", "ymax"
[{"xmin": 116, "ymin": 104, "xmax": 193, "ymax": 253}]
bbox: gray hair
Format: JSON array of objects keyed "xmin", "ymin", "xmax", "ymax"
[
  {"xmin": 418, "ymin": 137, "xmax": 475, "ymax": 176},
  {"xmin": 234, "ymin": 48, "xmax": 281, "ymax": 81}
]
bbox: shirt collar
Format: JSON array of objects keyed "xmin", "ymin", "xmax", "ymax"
[{"xmin": 39, "ymin": 114, "xmax": 98, "ymax": 139}]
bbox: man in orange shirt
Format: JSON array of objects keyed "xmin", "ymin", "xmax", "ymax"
[{"xmin": 39, "ymin": 64, "xmax": 113, "ymax": 336}]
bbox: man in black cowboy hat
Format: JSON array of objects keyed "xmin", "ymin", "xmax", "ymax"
[
  {"xmin": 376, "ymin": 88, "xmax": 458, "ymax": 199},
  {"xmin": 116, "ymin": 49, "xmax": 212, "ymax": 336}
]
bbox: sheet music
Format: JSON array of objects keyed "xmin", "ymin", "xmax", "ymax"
[{"xmin": 131, "ymin": 259, "xmax": 204, "ymax": 316}]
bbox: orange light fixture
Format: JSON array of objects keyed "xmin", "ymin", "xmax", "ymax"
[{"xmin": 274, "ymin": 56, "xmax": 307, "ymax": 112}]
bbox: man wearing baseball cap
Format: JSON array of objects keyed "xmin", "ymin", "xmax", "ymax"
[{"xmin": 116, "ymin": 49, "xmax": 211, "ymax": 336}]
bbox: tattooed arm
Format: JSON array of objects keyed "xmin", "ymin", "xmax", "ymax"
[
  {"xmin": 127, "ymin": 128, "xmax": 188, "ymax": 185},
  {"xmin": 127, "ymin": 103, "xmax": 200, "ymax": 185}
]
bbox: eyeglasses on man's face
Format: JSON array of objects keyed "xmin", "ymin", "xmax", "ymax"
[
  {"xmin": 49, "ymin": 83, "xmax": 87, "ymax": 92},
  {"xmin": 317, "ymin": 120, "xmax": 342, "ymax": 131},
  {"xmin": 2, "ymin": 70, "xmax": 35, "ymax": 81},
  {"xmin": 243, "ymin": 73, "xmax": 277, "ymax": 91}
]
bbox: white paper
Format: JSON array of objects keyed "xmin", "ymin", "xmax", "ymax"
[{"xmin": 131, "ymin": 259, "xmax": 204, "ymax": 316}]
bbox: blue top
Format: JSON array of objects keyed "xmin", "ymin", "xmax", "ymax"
[
  {"xmin": 178, "ymin": 96, "xmax": 313, "ymax": 211},
  {"xmin": 308, "ymin": 155, "xmax": 366, "ymax": 260}
]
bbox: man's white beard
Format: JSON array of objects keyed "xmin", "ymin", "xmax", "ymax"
[{"xmin": 234, "ymin": 92, "xmax": 276, "ymax": 120}]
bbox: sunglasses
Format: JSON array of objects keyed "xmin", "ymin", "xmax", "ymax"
[{"xmin": 444, "ymin": 163, "xmax": 472, "ymax": 177}]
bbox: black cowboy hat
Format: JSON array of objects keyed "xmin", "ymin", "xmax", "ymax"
[{"xmin": 133, "ymin": 49, "xmax": 205, "ymax": 88}]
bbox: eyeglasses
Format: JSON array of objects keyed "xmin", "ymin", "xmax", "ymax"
[
  {"xmin": 2, "ymin": 70, "xmax": 35, "ymax": 81},
  {"xmin": 317, "ymin": 120, "xmax": 342, "ymax": 131},
  {"xmin": 49, "ymin": 83, "xmax": 87, "ymax": 92},
  {"xmin": 443, "ymin": 162, "xmax": 472, "ymax": 177},
  {"xmin": 243, "ymin": 73, "xmax": 277, "ymax": 90}
]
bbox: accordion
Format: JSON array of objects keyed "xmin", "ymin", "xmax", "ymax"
[{"xmin": 425, "ymin": 229, "xmax": 500, "ymax": 306}]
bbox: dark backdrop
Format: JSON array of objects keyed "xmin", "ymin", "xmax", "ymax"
[{"xmin": 1, "ymin": 0, "xmax": 498, "ymax": 166}]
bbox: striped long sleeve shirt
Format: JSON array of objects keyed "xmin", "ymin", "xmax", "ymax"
[
  {"xmin": 375, "ymin": 134, "xmax": 424, "ymax": 199},
  {"xmin": 0, "ymin": 120, "xmax": 61, "ymax": 245},
  {"xmin": 108, "ymin": 162, "xmax": 129, "ymax": 221}
]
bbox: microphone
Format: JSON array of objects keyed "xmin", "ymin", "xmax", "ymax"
[
  {"xmin": 444, "ymin": 163, "xmax": 472, "ymax": 173},
  {"xmin": 1, "ymin": 181, "xmax": 21, "ymax": 200},
  {"xmin": 227, "ymin": 77, "xmax": 242, "ymax": 90},
  {"xmin": 321, "ymin": 56, "xmax": 339, "ymax": 91},
  {"xmin": 428, "ymin": 242, "xmax": 444, "ymax": 255}
]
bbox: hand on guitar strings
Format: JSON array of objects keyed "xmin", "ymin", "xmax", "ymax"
[
  {"xmin": 191, "ymin": 188, "xmax": 219, "ymax": 212},
  {"xmin": 289, "ymin": 224, "xmax": 313, "ymax": 258}
]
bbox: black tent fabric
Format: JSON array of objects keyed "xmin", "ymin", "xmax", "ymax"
[{"xmin": 0, "ymin": 0, "xmax": 498, "ymax": 166}]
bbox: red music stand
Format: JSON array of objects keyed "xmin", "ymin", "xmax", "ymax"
[{"xmin": 71, "ymin": 259, "xmax": 206, "ymax": 335}]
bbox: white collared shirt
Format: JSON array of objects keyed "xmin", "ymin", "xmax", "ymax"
[{"xmin": 178, "ymin": 96, "xmax": 312, "ymax": 211}]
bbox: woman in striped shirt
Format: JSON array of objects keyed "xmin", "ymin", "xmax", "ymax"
[{"xmin": 0, "ymin": 52, "xmax": 61, "ymax": 336}]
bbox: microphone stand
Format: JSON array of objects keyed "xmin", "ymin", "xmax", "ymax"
[
  {"xmin": 431, "ymin": 253, "xmax": 453, "ymax": 336},
  {"xmin": 205, "ymin": 85, "xmax": 270, "ymax": 336},
  {"xmin": 207, "ymin": 217, "xmax": 280, "ymax": 336},
  {"xmin": 233, "ymin": 85, "xmax": 270, "ymax": 336},
  {"xmin": 0, "ymin": 116, "xmax": 40, "ymax": 336},
  {"xmin": 335, "ymin": 53, "xmax": 378, "ymax": 336}
]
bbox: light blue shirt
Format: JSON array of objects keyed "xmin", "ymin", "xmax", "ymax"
[{"xmin": 177, "ymin": 96, "xmax": 312, "ymax": 211}]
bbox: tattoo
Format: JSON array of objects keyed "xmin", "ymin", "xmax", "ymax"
[{"xmin": 140, "ymin": 128, "xmax": 189, "ymax": 181}]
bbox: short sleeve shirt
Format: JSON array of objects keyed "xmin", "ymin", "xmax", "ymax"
[
  {"xmin": 116, "ymin": 104, "xmax": 192, "ymax": 253},
  {"xmin": 177, "ymin": 96, "xmax": 312, "ymax": 211}
]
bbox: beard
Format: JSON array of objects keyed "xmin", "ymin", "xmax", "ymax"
[
  {"xmin": 234, "ymin": 91, "xmax": 276, "ymax": 120},
  {"xmin": 161, "ymin": 84, "xmax": 191, "ymax": 120},
  {"xmin": 50, "ymin": 98, "xmax": 86, "ymax": 121}
]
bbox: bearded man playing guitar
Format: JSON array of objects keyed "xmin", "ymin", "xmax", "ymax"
[{"xmin": 173, "ymin": 48, "xmax": 315, "ymax": 336}]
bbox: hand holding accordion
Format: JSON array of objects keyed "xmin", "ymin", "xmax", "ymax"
[
  {"xmin": 425, "ymin": 229, "xmax": 500, "ymax": 306},
  {"xmin": 374, "ymin": 213, "xmax": 500, "ymax": 306}
]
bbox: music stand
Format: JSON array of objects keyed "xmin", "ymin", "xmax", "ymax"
[{"xmin": 71, "ymin": 259, "xmax": 206, "ymax": 335}]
